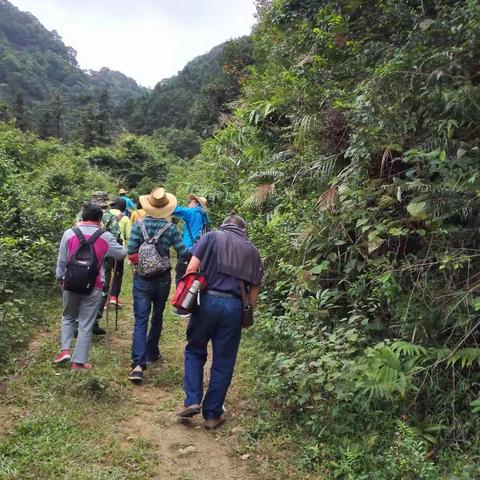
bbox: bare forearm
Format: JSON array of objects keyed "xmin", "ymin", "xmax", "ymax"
[{"xmin": 186, "ymin": 256, "xmax": 201, "ymax": 274}]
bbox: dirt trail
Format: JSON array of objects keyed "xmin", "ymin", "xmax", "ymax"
[
  {"xmin": 0, "ymin": 275, "xmax": 261, "ymax": 479},
  {"xmin": 121, "ymin": 382, "xmax": 256, "ymax": 480},
  {"xmin": 112, "ymin": 277, "xmax": 259, "ymax": 480}
]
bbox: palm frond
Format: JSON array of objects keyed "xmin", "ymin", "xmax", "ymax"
[
  {"xmin": 244, "ymin": 183, "xmax": 275, "ymax": 209},
  {"xmin": 317, "ymin": 187, "xmax": 337, "ymax": 212}
]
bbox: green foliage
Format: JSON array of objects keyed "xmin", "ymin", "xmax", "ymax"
[
  {"xmin": 184, "ymin": 0, "xmax": 480, "ymax": 476},
  {"xmin": 0, "ymin": 122, "xmax": 116, "ymax": 366}
]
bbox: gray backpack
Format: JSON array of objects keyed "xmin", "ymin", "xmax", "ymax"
[{"xmin": 135, "ymin": 221, "xmax": 172, "ymax": 277}]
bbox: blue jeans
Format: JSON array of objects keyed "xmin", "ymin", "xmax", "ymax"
[
  {"xmin": 183, "ymin": 294, "xmax": 243, "ymax": 420},
  {"xmin": 132, "ymin": 273, "xmax": 171, "ymax": 369}
]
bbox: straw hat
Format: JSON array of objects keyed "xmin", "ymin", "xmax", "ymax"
[
  {"xmin": 140, "ymin": 187, "xmax": 177, "ymax": 218},
  {"xmin": 119, "ymin": 188, "xmax": 129, "ymax": 195},
  {"xmin": 187, "ymin": 193, "xmax": 208, "ymax": 210}
]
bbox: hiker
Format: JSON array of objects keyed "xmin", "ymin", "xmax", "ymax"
[
  {"xmin": 173, "ymin": 193, "xmax": 210, "ymax": 287},
  {"xmin": 109, "ymin": 196, "xmax": 132, "ymax": 308},
  {"xmin": 76, "ymin": 191, "xmax": 121, "ymax": 335},
  {"xmin": 119, "ymin": 188, "xmax": 135, "ymax": 217},
  {"xmin": 127, "ymin": 187, "xmax": 187, "ymax": 382},
  {"xmin": 54, "ymin": 201, "xmax": 126, "ymax": 369},
  {"xmin": 92, "ymin": 192, "xmax": 121, "ymax": 334},
  {"xmin": 178, "ymin": 214, "xmax": 263, "ymax": 430},
  {"xmin": 130, "ymin": 199, "xmax": 146, "ymax": 225}
]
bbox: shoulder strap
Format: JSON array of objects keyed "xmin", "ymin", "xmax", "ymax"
[
  {"xmin": 199, "ymin": 231, "xmax": 216, "ymax": 272},
  {"xmin": 86, "ymin": 228, "xmax": 105, "ymax": 245},
  {"xmin": 72, "ymin": 227, "xmax": 86, "ymax": 245},
  {"xmin": 138, "ymin": 220, "xmax": 150, "ymax": 242},
  {"xmin": 152, "ymin": 222, "xmax": 172, "ymax": 243},
  {"xmin": 238, "ymin": 280, "xmax": 250, "ymax": 308}
]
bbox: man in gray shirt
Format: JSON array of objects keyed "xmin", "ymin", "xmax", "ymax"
[{"xmin": 54, "ymin": 202, "xmax": 126, "ymax": 370}]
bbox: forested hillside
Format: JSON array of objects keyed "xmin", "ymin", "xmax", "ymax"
[
  {"xmin": 2, "ymin": 0, "xmax": 480, "ymax": 478},
  {"xmin": 0, "ymin": 0, "xmax": 146, "ymax": 138},
  {"xmin": 123, "ymin": 36, "xmax": 253, "ymax": 136}
]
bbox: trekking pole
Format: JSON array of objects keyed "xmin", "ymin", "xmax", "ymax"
[
  {"xmin": 114, "ymin": 261, "xmax": 119, "ymax": 332},
  {"xmin": 104, "ymin": 260, "xmax": 116, "ymax": 354}
]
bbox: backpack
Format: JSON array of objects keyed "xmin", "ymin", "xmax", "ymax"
[
  {"xmin": 63, "ymin": 228, "xmax": 104, "ymax": 294},
  {"xmin": 135, "ymin": 221, "xmax": 172, "ymax": 277}
]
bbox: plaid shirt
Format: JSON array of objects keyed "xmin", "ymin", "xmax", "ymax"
[{"xmin": 127, "ymin": 216, "xmax": 186, "ymax": 257}]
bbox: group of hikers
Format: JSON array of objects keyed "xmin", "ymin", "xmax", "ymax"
[{"xmin": 55, "ymin": 187, "xmax": 263, "ymax": 430}]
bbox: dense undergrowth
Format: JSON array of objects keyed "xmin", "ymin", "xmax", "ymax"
[
  {"xmin": 0, "ymin": 120, "xmax": 180, "ymax": 372},
  {"xmin": 174, "ymin": 0, "xmax": 480, "ymax": 477}
]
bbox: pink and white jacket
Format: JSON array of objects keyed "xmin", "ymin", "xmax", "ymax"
[{"xmin": 56, "ymin": 223, "xmax": 126, "ymax": 290}]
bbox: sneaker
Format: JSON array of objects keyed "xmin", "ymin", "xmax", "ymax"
[
  {"xmin": 177, "ymin": 404, "xmax": 201, "ymax": 418},
  {"xmin": 173, "ymin": 308, "xmax": 191, "ymax": 319},
  {"xmin": 204, "ymin": 415, "xmax": 226, "ymax": 430},
  {"xmin": 128, "ymin": 365, "xmax": 143, "ymax": 383},
  {"xmin": 109, "ymin": 296, "xmax": 123, "ymax": 309},
  {"xmin": 71, "ymin": 362, "xmax": 92, "ymax": 371},
  {"xmin": 54, "ymin": 350, "xmax": 71, "ymax": 365},
  {"xmin": 92, "ymin": 323, "xmax": 106, "ymax": 335}
]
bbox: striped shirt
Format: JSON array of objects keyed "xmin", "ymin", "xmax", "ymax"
[{"xmin": 127, "ymin": 216, "xmax": 186, "ymax": 258}]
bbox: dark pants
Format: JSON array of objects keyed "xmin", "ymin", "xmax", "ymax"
[
  {"xmin": 175, "ymin": 252, "xmax": 192, "ymax": 285},
  {"xmin": 131, "ymin": 273, "xmax": 171, "ymax": 369},
  {"xmin": 97, "ymin": 257, "xmax": 114, "ymax": 320},
  {"xmin": 183, "ymin": 294, "xmax": 243, "ymax": 420},
  {"xmin": 111, "ymin": 258, "xmax": 124, "ymax": 298}
]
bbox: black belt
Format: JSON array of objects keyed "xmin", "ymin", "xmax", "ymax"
[{"xmin": 205, "ymin": 290, "xmax": 239, "ymax": 299}]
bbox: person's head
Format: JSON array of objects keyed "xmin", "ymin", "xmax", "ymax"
[
  {"xmin": 222, "ymin": 213, "xmax": 247, "ymax": 231},
  {"xmin": 187, "ymin": 194, "xmax": 208, "ymax": 210},
  {"xmin": 81, "ymin": 201, "xmax": 103, "ymax": 223},
  {"xmin": 119, "ymin": 188, "xmax": 129, "ymax": 196},
  {"xmin": 110, "ymin": 196, "xmax": 126, "ymax": 211},
  {"xmin": 90, "ymin": 191, "xmax": 108, "ymax": 210}
]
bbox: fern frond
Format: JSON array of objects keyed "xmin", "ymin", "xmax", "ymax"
[
  {"xmin": 446, "ymin": 348, "xmax": 480, "ymax": 368},
  {"xmin": 248, "ymin": 170, "xmax": 283, "ymax": 184},
  {"xmin": 391, "ymin": 341, "xmax": 427, "ymax": 358}
]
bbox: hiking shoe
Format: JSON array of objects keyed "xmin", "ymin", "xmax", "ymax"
[
  {"xmin": 54, "ymin": 350, "xmax": 71, "ymax": 365},
  {"xmin": 128, "ymin": 365, "xmax": 144, "ymax": 383},
  {"xmin": 92, "ymin": 323, "xmax": 106, "ymax": 335},
  {"xmin": 71, "ymin": 362, "xmax": 92, "ymax": 371},
  {"xmin": 177, "ymin": 404, "xmax": 201, "ymax": 418},
  {"xmin": 146, "ymin": 354, "xmax": 162, "ymax": 365},
  {"xmin": 109, "ymin": 296, "xmax": 123, "ymax": 308},
  {"xmin": 204, "ymin": 415, "xmax": 226, "ymax": 430}
]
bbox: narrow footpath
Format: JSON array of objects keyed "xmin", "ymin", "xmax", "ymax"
[{"xmin": 0, "ymin": 272, "xmax": 262, "ymax": 480}]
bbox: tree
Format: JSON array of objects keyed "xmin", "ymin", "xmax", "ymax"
[{"xmin": 12, "ymin": 92, "xmax": 27, "ymax": 131}]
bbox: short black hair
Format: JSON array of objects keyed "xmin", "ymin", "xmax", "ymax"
[
  {"xmin": 222, "ymin": 213, "xmax": 247, "ymax": 229},
  {"xmin": 82, "ymin": 201, "xmax": 103, "ymax": 222}
]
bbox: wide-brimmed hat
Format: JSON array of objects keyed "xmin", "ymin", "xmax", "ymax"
[
  {"xmin": 140, "ymin": 187, "xmax": 177, "ymax": 218},
  {"xmin": 91, "ymin": 191, "xmax": 109, "ymax": 208},
  {"xmin": 118, "ymin": 188, "xmax": 129, "ymax": 195},
  {"xmin": 187, "ymin": 193, "xmax": 208, "ymax": 210}
]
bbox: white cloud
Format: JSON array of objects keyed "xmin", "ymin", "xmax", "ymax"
[{"xmin": 9, "ymin": 0, "xmax": 257, "ymax": 87}]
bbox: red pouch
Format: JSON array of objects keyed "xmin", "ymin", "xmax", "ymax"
[{"xmin": 171, "ymin": 272, "xmax": 207, "ymax": 313}]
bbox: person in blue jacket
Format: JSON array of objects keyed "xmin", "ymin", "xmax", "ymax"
[
  {"xmin": 119, "ymin": 188, "xmax": 136, "ymax": 217},
  {"xmin": 173, "ymin": 194, "xmax": 210, "ymax": 284}
]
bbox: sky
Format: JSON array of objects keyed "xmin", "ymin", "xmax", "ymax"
[{"xmin": 10, "ymin": 0, "xmax": 257, "ymax": 87}]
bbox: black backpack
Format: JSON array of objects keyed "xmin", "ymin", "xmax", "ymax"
[{"xmin": 63, "ymin": 228, "xmax": 104, "ymax": 294}]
